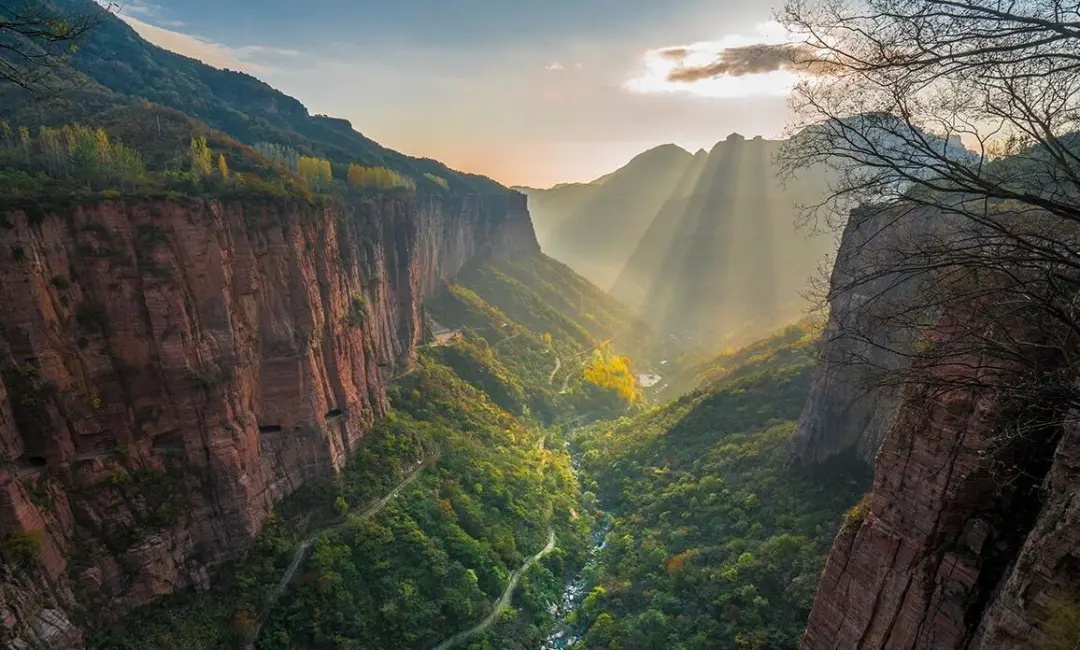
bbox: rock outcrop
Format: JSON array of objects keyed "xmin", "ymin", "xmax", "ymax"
[
  {"xmin": 801, "ymin": 302, "xmax": 1078, "ymax": 649},
  {"xmin": 973, "ymin": 415, "xmax": 1080, "ymax": 649},
  {"xmin": 789, "ymin": 205, "xmax": 941, "ymax": 466},
  {"xmin": 0, "ymin": 191, "xmax": 536, "ymax": 648}
]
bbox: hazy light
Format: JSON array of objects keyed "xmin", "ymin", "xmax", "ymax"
[{"xmin": 625, "ymin": 21, "xmax": 801, "ymax": 98}]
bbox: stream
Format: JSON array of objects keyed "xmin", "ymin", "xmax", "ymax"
[
  {"xmin": 538, "ymin": 524, "xmax": 609, "ymax": 650},
  {"xmin": 537, "ymin": 434, "xmax": 611, "ymax": 650}
]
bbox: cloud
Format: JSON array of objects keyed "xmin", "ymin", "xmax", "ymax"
[
  {"xmin": 663, "ymin": 43, "xmax": 836, "ymax": 82},
  {"xmin": 545, "ymin": 62, "xmax": 565, "ymax": 71},
  {"xmin": 625, "ymin": 21, "xmax": 834, "ymax": 99},
  {"xmin": 118, "ymin": 14, "xmax": 299, "ymax": 73}
]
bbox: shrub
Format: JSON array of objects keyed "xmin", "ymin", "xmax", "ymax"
[
  {"xmin": 843, "ymin": 493, "xmax": 873, "ymax": 531},
  {"xmin": 347, "ymin": 292, "xmax": 369, "ymax": 327},
  {"xmin": 5, "ymin": 529, "xmax": 45, "ymax": 564}
]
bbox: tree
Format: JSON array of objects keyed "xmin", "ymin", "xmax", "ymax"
[
  {"xmin": 189, "ymin": 136, "xmax": 213, "ymax": 177},
  {"xmin": 298, "ymin": 155, "xmax": 332, "ymax": 191},
  {"xmin": 0, "ymin": 1, "xmax": 111, "ymax": 91},
  {"xmin": 347, "ymin": 163, "xmax": 416, "ymax": 192},
  {"xmin": 778, "ymin": 0, "xmax": 1080, "ymax": 434},
  {"xmin": 217, "ymin": 153, "xmax": 229, "ymax": 181}
]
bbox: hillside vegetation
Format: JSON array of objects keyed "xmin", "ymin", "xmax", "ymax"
[
  {"xmin": 0, "ymin": 0, "xmax": 502, "ymax": 196},
  {"xmin": 572, "ymin": 331, "xmax": 870, "ymax": 649},
  {"xmin": 86, "ymin": 251, "xmax": 653, "ymax": 650}
]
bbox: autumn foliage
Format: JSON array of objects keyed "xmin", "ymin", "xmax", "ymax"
[
  {"xmin": 0, "ymin": 122, "xmax": 145, "ymax": 189},
  {"xmin": 583, "ymin": 346, "xmax": 640, "ymax": 405},
  {"xmin": 298, "ymin": 155, "xmax": 332, "ymax": 191},
  {"xmin": 347, "ymin": 163, "xmax": 416, "ymax": 191}
]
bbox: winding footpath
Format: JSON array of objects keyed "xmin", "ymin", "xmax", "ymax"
[
  {"xmin": 430, "ymin": 529, "xmax": 557, "ymax": 650},
  {"xmin": 548, "ymin": 349, "xmax": 562, "ymax": 385},
  {"xmin": 244, "ymin": 456, "xmax": 432, "ymax": 649}
]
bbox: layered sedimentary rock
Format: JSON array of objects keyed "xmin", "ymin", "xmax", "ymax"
[
  {"xmin": 789, "ymin": 206, "xmax": 941, "ymax": 466},
  {"xmin": 801, "ymin": 308, "xmax": 1073, "ymax": 649},
  {"xmin": 0, "ymin": 192, "xmax": 536, "ymax": 648},
  {"xmin": 973, "ymin": 416, "xmax": 1080, "ymax": 649}
]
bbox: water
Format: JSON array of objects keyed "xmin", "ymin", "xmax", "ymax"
[{"xmin": 538, "ymin": 525, "xmax": 608, "ymax": 650}]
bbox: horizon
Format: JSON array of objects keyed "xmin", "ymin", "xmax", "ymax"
[{"xmin": 115, "ymin": 0, "xmax": 800, "ymax": 188}]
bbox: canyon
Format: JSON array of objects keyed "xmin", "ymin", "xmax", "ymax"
[
  {"xmin": 0, "ymin": 192, "xmax": 537, "ymax": 648},
  {"xmin": 794, "ymin": 205, "xmax": 1080, "ymax": 649}
]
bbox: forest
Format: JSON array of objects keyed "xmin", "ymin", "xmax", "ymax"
[
  {"xmin": 572, "ymin": 330, "xmax": 870, "ymax": 649},
  {"xmin": 84, "ymin": 253, "xmax": 648, "ymax": 650}
]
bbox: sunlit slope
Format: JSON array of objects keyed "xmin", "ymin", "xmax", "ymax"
[
  {"xmin": 519, "ymin": 144, "xmax": 697, "ymax": 289},
  {"xmin": 612, "ymin": 135, "xmax": 835, "ymax": 347},
  {"xmin": 573, "ymin": 328, "xmax": 870, "ymax": 649},
  {"xmin": 427, "ymin": 252, "xmax": 665, "ymax": 420}
]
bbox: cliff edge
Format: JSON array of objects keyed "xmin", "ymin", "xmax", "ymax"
[{"xmin": 0, "ymin": 192, "xmax": 537, "ymax": 648}]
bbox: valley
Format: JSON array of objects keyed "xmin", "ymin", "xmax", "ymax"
[{"xmin": 2, "ymin": 1, "xmax": 1080, "ymax": 649}]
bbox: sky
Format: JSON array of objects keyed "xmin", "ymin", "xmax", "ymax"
[{"xmin": 117, "ymin": 0, "xmax": 803, "ymax": 188}]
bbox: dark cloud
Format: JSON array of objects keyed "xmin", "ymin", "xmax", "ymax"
[{"xmin": 666, "ymin": 43, "xmax": 837, "ymax": 82}]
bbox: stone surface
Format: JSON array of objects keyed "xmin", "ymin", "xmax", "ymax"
[
  {"xmin": 790, "ymin": 205, "xmax": 942, "ymax": 466},
  {"xmin": 0, "ymin": 192, "xmax": 536, "ymax": 648},
  {"xmin": 801, "ymin": 311, "xmax": 1068, "ymax": 650},
  {"xmin": 972, "ymin": 416, "xmax": 1080, "ymax": 649}
]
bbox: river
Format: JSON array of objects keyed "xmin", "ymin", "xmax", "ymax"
[
  {"xmin": 538, "ymin": 432, "xmax": 611, "ymax": 650},
  {"xmin": 538, "ymin": 523, "xmax": 609, "ymax": 650}
]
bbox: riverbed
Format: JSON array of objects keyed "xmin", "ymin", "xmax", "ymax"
[{"xmin": 538, "ymin": 523, "xmax": 609, "ymax": 649}]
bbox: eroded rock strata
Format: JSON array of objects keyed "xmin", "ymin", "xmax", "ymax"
[{"xmin": 0, "ymin": 192, "xmax": 536, "ymax": 648}]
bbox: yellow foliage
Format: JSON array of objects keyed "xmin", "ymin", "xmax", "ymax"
[
  {"xmin": 217, "ymin": 154, "xmax": 229, "ymax": 180},
  {"xmin": 298, "ymin": 155, "xmax": 333, "ymax": 190},
  {"xmin": 424, "ymin": 172, "xmax": 449, "ymax": 189},
  {"xmin": 347, "ymin": 163, "xmax": 416, "ymax": 191},
  {"xmin": 189, "ymin": 136, "xmax": 212, "ymax": 176},
  {"xmin": 583, "ymin": 347, "xmax": 640, "ymax": 404}
]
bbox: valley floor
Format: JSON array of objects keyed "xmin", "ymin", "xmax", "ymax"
[{"xmin": 86, "ymin": 261, "xmax": 869, "ymax": 650}]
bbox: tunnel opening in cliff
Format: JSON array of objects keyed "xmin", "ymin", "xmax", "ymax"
[
  {"xmin": 325, "ymin": 409, "xmax": 344, "ymax": 420},
  {"xmin": 258, "ymin": 425, "xmax": 284, "ymax": 434}
]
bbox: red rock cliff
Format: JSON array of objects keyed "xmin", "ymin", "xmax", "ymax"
[
  {"xmin": 800, "ymin": 310, "xmax": 1076, "ymax": 650},
  {"xmin": 0, "ymin": 191, "xmax": 537, "ymax": 648}
]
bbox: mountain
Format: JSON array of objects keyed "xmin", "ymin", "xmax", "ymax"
[
  {"xmin": 792, "ymin": 196, "xmax": 1080, "ymax": 649},
  {"xmin": 517, "ymin": 143, "xmax": 698, "ymax": 289},
  {"xmin": 526, "ymin": 134, "xmax": 836, "ymax": 348},
  {"xmin": 83, "ymin": 254, "xmax": 649, "ymax": 650},
  {"xmin": 1, "ymin": 0, "xmax": 501, "ymax": 195},
  {"xmin": 0, "ymin": 3, "xmax": 664, "ymax": 648}
]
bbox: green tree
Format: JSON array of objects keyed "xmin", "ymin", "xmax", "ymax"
[{"xmin": 189, "ymin": 136, "xmax": 212, "ymax": 176}]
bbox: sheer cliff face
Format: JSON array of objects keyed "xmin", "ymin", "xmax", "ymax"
[
  {"xmin": 0, "ymin": 193, "xmax": 536, "ymax": 647},
  {"xmin": 790, "ymin": 206, "xmax": 941, "ymax": 466},
  {"xmin": 798, "ymin": 208, "xmax": 1080, "ymax": 649},
  {"xmin": 801, "ymin": 313, "xmax": 1073, "ymax": 650}
]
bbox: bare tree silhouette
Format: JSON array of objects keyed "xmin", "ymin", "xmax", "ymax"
[{"xmin": 1, "ymin": 1, "xmax": 112, "ymax": 92}]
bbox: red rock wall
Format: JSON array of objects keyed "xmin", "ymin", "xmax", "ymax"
[
  {"xmin": 0, "ymin": 192, "xmax": 537, "ymax": 647},
  {"xmin": 800, "ymin": 318, "xmax": 1068, "ymax": 650}
]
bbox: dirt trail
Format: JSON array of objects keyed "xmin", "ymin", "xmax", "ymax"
[
  {"xmin": 548, "ymin": 349, "xmax": 562, "ymax": 385},
  {"xmin": 430, "ymin": 529, "xmax": 557, "ymax": 650},
  {"xmin": 244, "ymin": 456, "xmax": 432, "ymax": 649}
]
